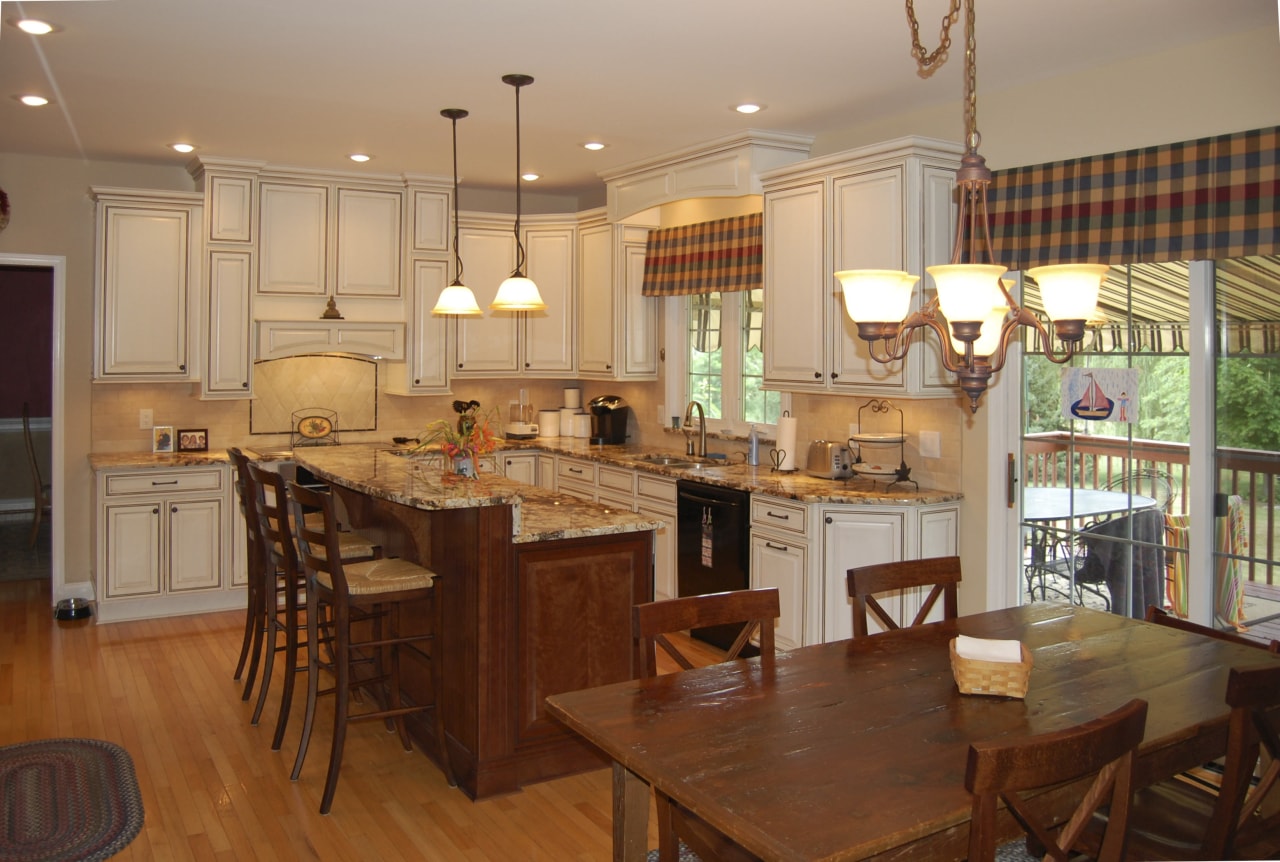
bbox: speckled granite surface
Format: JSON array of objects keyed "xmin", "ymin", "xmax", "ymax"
[{"xmin": 88, "ymin": 451, "xmax": 231, "ymax": 470}]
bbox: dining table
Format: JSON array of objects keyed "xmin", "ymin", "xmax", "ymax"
[{"xmin": 545, "ymin": 603, "xmax": 1280, "ymax": 862}]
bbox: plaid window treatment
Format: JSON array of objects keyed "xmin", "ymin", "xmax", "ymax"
[
  {"xmin": 987, "ymin": 126, "xmax": 1280, "ymax": 269},
  {"xmin": 641, "ymin": 212, "xmax": 763, "ymax": 296}
]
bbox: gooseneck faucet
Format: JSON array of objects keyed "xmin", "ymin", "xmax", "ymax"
[{"xmin": 684, "ymin": 400, "xmax": 706, "ymax": 457}]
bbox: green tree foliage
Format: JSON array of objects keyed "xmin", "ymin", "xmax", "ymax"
[{"xmin": 1216, "ymin": 356, "xmax": 1280, "ymax": 451}]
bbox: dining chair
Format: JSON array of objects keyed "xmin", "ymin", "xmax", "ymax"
[
  {"xmin": 633, "ymin": 588, "xmax": 780, "ymax": 862},
  {"xmin": 1145, "ymin": 605, "xmax": 1280, "ymax": 653},
  {"xmin": 1088, "ymin": 664, "xmax": 1280, "ymax": 860},
  {"xmin": 287, "ymin": 480, "xmax": 453, "ymax": 814},
  {"xmin": 21, "ymin": 402, "xmax": 51, "ymax": 548},
  {"xmin": 247, "ymin": 462, "xmax": 379, "ymax": 747},
  {"xmin": 1104, "ymin": 469, "xmax": 1175, "ymax": 512},
  {"xmin": 966, "ymin": 698, "xmax": 1149, "ymax": 862},
  {"xmin": 846, "ymin": 555, "xmax": 960, "ymax": 638}
]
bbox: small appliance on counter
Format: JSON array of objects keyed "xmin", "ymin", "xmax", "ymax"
[
  {"xmin": 588, "ymin": 395, "xmax": 630, "ymax": 444},
  {"xmin": 505, "ymin": 389, "xmax": 539, "ymax": 439},
  {"xmin": 805, "ymin": 440, "xmax": 854, "ymax": 479}
]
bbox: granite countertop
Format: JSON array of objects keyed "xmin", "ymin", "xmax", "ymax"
[{"xmin": 89, "ymin": 451, "xmax": 231, "ymax": 470}]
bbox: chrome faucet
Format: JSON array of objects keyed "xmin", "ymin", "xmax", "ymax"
[{"xmin": 684, "ymin": 400, "xmax": 706, "ymax": 457}]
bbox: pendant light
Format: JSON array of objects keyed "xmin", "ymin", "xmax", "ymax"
[
  {"xmin": 490, "ymin": 74, "xmax": 546, "ymax": 311},
  {"xmin": 432, "ymin": 108, "xmax": 483, "ymax": 317},
  {"xmin": 834, "ymin": 0, "xmax": 1104, "ymax": 412}
]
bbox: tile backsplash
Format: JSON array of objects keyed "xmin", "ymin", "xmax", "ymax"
[{"xmin": 250, "ymin": 355, "xmax": 378, "ymax": 434}]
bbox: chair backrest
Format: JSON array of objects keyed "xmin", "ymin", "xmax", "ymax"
[
  {"xmin": 227, "ymin": 448, "xmax": 261, "ymax": 558},
  {"xmin": 1145, "ymin": 605, "xmax": 1280, "ymax": 653},
  {"xmin": 633, "ymin": 588, "xmax": 780, "ymax": 679},
  {"xmin": 847, "ymin": 556, "xmax": 961, "ymax": 638},
  {"xmin": 1104, "ymin": 469, "xmax": 1174, "ymax": 512},
  {"xmin": 287, "ymin": 480, "xmax": 348, "ymax": 596},
  {"xmin": 1223, "ymin": 664, "xmax": 1280, "ymax": 856},
  {"xmin": 965, "ymin": 698, "xmax": 1149, "ymax": 862},
  {"xmin": 247, "ymin": 462, "xmax": 296, "ymax": 576},
  {"xmin": 21, "ymin": 402, "xmax": 46, "ymax": 498}
]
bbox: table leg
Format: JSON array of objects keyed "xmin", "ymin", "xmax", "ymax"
[{"xmin": 612, "ymin": 761, "xmax": 650, "ymax": 862}]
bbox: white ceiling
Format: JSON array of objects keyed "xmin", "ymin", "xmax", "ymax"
[{"xmin": 0, "ymin": 0, "xmax": 1274, "ymax": 203}]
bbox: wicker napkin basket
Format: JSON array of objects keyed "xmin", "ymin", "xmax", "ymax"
[{"xmin": 949, "ymin": 638, "xmax": 1033, "ymax": 699}]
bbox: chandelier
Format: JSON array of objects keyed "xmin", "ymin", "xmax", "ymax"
[{"xmin": 834, "ymin": 0, "xmax": 1105, "ymax": 412}]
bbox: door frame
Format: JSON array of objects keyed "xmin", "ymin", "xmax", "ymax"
[{"xmin": 0, "ymin": 253, "xmax": 69, "ymax": 601}]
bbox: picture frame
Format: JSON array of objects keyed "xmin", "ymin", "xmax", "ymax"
[
  {"xmin": 152, "ymin": 425, "xmax": 175, "ymax": 453},
  {"xmin": 177, "ymin": 428, "xmax": 209, "ymax": 452}
]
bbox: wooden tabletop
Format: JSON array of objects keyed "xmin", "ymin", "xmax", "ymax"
[{"xmin": 545, "ymin": 603, "xmax": 1280, "ymax": 862}]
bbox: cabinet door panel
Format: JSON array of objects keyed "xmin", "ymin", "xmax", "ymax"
[
  {"xmin": 168, "ymin": 499, "xmax": 222, "ymax": 592},
  {"xmin": 455, "ymin": 226, "xmax": 520, "ymax": 374},
  {"xmin": 205, "ymin": 251, "xmax": 252, "ymax": 396},
  {"xmin": 105, "ymin": 503, "xmax": 162, "ymax": 597},
  {"xmin": 822, "ymin": 510, "xmax": 903, "ymax": 642},
  {"xmin": 100, "ymin": 206, "xmax": 190, "ymax": 376},
  {"xmin": 621, "ymin": 242, "xmax": 658, "ymax": 378},
  {"xmin": 259, "ymin": 183, "xmax": 327, "ymax": 295},
  {"xmin": 763, "ymin": 182, "xmax": 827, "ymax": 389},
  {"xmin": 405, "ymin": 259, "xmax": 450, "ymax": 391},
  {"xmin": 637, "ymin": 503, "xmax": 676, "ymax": 602},
  {"xmin": 336, "ymin": 188, "xmax": 402, "ymax": 297},
  {"xmin": 412, "ymin": 189, "xmax": 450, "ymax": 252},
  {"xmin": 751, "ymin": 534, "xmax": 806, "ymax": 650},
  {"xmin": 577, "ymin": 224, "xmax": 614, "ymax": 374},
  {"xmin": 523, "ymin": 226, "xmax": 575, "ymax": 373}
]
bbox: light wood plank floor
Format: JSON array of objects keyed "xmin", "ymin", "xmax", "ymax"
[{"xmin": 0, "ymin": 578, "xmax": 725, "ymax": 861}]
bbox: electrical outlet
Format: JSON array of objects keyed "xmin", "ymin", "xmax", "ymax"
[
  {"xmin": 848, "ymin": 422, "xmax": 859, "ymax": 438},
  {"xmin": 139, "ymin": 408, "xmax": 153, "ymax": 429},
  {"xmin": 920, "ymin": 430, "xmax": 941, "ymax": 459}
]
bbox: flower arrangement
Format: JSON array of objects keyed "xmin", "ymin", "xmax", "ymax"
[{"xmin": 416, "ymin": 399, "xmax": 498, "ymax": 471}]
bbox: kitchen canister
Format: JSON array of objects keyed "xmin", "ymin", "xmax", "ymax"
[
  {"xmin": 560, "ymin": 407, "xmax": 580, "ymax": 429},
  {"xmin": 573, "ymin": 413, "xmax": 592, "ymax": 438},
  {"xmin": 536, "ymin": 410, "xmax": 561, "ymax": 437},
  {"xmin": 563, "ymin": 387, "xmax": 582, "ymax": 409}
]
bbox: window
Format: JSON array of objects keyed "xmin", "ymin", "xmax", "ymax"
[{"xmin": 677, "ymin": 289, "xmax": 785, "ymax": 433}]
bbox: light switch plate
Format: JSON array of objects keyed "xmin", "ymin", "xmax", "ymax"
[
  {"xmin": 139, "ymin": 408, "xmax": 153, "ymax": 429},
  {"xmin": 920, "ymin": 430, "xmax": 941, "ymax": 459}
]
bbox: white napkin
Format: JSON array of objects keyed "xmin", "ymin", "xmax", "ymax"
[{"xmin": 955, "ymin": 634, "xmax": 1023, "ymax": 664}]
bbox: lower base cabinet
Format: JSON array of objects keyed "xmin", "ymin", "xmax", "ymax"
[{"xmin": 749, "ymin": 533, "xmax": 807, "ymax": 650}]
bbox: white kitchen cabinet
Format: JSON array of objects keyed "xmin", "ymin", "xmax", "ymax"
[
  {"xmin": 554, "ymin": 455, "xmax": 598, "ymax": 502},
  {"xmin": 577, "ymin": 213, "xmax": 660, "ymax": 380},
  {"xmin": 203, "ymin": 250, "xmax": 253, "ymax": 397},
  {"xmin": 411, "ymin": 188, "xmax": 450, "ymax": 253},
  {"xmin": 388, "ymin": 258, "xmax": 450, "ymax": 394},
  {"xmin": 95, "ymin": 466, "xmax": 237, "ymax": 621},
  {"xmin": 750, "ymin": 534, "xmax": 807, "ymax": 651},
  {"xmin": 336, "ymin": 187, "xmax": 403, "ymax": 297},
  {"xmin": 501, "ymin": 452, "xmax": 539, "ymax": 485},
  {"xmin": 759, "ymin": 137, "xmax": 962, "ymax": 397},
  {"xmin": 258, "ymin": 182, "xmax": 328, "ymax": 295},
  {"xmin": 92, "ymin": 189, "xmax": 202, "ymax": 380},
  {"xmin": 256, "ymin": 320, "xmax": 404, "ymax": 360},
  {"xmin": 454, "ymin": 216, "xmax": 577, "ymax": 378}
]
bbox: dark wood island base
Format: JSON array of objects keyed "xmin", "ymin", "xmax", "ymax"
[{"xmin": 297, "ymin": 448, "xmax": 655, "ymax": 800}]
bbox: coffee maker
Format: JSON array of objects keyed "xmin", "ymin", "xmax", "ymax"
[{"xmin": 588, "ymin": 395, "xmax": 630, "ymax": 444}]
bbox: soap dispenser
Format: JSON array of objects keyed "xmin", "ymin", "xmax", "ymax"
[{"xmin": 747, "ymin": 425, "xmax": 760, "ymax": 467}]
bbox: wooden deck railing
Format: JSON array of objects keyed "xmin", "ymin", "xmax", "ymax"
[{"xmin": 1023, "ymin": 432, "xmax": 1277, "ymax": 588}]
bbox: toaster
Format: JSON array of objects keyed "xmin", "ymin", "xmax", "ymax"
[{"xmin": 805, "ymin": 440, "xmax": 853, "ymax": 479}]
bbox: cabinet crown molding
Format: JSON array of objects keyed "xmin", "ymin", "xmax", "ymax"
[{"xmin": 759, "ymin": 135, "xmax": 964, "ymax": 187}]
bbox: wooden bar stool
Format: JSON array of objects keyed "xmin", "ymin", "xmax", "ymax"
[
  {"xmin": 287, "ymin": 480, "xmax": 453, "ymax": 814},
  {"xmin": 246, "ymin": 462, "xmax": 379, "ymax": 747},
  {"xmin": 228, "ymin": 448, "xmax": 267, "ymax": 701}
]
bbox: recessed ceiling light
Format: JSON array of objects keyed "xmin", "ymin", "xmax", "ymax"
[
  {"xmin": 12, "ymin": 18, "xmax": 56, "ymax": 35},
  {"xmin": 521, "ymin": 172, "xmax": 539, "ymax": 182},
  {"xmin": 18, "ymin": 95, "xmax": 49, "ymax": 107},
  {"xmin": 170, "ymin": 143, "xmax": 196, "ymax": 154},
  {"xmin": 349, "ymin": 153, "xmax": 372, "ymax": 163},
  {"xmin": 583, "ymin": 142, "xmax": 606, "ymax": 151},
  {"xmin": 735, "ymin": 103, "xmax": 764, "ymax": 114}
]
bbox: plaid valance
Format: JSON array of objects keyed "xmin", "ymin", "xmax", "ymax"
[
  {"xmin": 641, "ymin": 212, "xmax": 762, "ymax": 296},
  {"xmin": 987, "ymin": 126, "xmax": 1280, "ymax": 269}
]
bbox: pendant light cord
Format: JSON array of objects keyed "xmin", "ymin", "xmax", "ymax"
[
  {"xmin": 444, "ymin": 108, "xmax": 467, "ymax": 286},
  {"xmin": 503, "ymin": 74, "xmax": 534, "ymax": 277}
]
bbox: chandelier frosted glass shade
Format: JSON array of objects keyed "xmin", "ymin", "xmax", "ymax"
[
  {"xmin": 949, "ymin": 305, "xmax": 1008, "ymax": 356},
  {"xmin": 490, "ymin": 275, "xmax": 546, "ymax": 311},
  {"xmin": 1026, "ymin": 263, "xmax": 1110, "ymax": 322},
  {"xmin": 432, "ymin": 283, "xmax": 483, "ymax": 316},
  {"xmin": 834, "ymin": 270, "xmax": 920, "ymax": 323},
  {"xmin": 928, "ymin": 263, "xmax": 1009, "ymax": 323}
]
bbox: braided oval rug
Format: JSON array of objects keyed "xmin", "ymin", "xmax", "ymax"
[{"xmin": 0, "ymin": 738, "xmax": 144, "ymax": 861}]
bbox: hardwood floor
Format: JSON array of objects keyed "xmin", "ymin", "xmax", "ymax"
[{"xmin": 0, "ymin": 577, "xmax": 689, "ymax": 861}]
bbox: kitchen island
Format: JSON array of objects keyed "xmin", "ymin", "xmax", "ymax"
[{"xmin": 292, "ymin": 445, "xmax": 658, "ymax": 800}]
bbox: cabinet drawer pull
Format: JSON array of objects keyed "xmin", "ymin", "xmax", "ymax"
[
  {"xmin": 568, "ymin": 467, "xmax": 584, "ymax": 475},
  {"xmin": 152, "ymin": 480, "xmax": 179, "ymax": 486},
  {"xmin": 764, "ymin": 541, "xmax": 790, "ymax": 552},
  {"xmin": 766, "ymin": 510, "xmax": 790, "ymax": 520}
]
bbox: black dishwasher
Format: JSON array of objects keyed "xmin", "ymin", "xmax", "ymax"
[{"xmin": 676, "ymin": 480, "xmax": 751, "ymax": 650}]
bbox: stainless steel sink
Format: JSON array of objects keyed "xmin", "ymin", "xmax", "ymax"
[{"xmin": 631, "ymin": 454, "xmax": 700, "ymax": 468}]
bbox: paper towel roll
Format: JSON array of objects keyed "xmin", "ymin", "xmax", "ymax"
[
  {"xmin": 775, "ymin": 415, "xmax": 799, "ymax": 471},
  {"xmin": 563, "ymin": 387, "xmax": 582, "ymax": 409},
  {"xmin": 573, "ymin": 414, "xmax": 592, "ymax": 438},
  {"xmin": 537, "ymin": 410, "xmax": 561, "ymax": 437}
]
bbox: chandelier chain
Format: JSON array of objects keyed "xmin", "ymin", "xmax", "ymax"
[
  {"xmin": 905, "ymin": 0, "xmax": 962, "ymax": 72},
  {"xmin": 963, "ymin": 0, "xmax": 979, "ymax": 153}
]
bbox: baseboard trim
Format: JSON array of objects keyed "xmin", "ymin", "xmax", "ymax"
[{"xmin": 95, "ymin": 588, "xmax": 247, "ymax": 623}]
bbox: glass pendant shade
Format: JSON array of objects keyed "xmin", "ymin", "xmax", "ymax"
[
  {"xmin": 834, "ymin": 270, "xmax": 919, "ymax": 322},
  {"xmin": 491, "ymin": 275, "xmax": 546, "ymax": 311},
  {"xmin": 1026, "ymin": 263, "xmax": 1108, "ymax": 322},
  {"xmin": 928, "ymin": 263, "xmax": 1008, "ymax": 323},
  {"xmin": 432, "ymin": 283, "xmax": 483, "ymax": 316},
  {"xmin": 950, "ymin": 305, "xmax": 1008, "ymax": 356}
]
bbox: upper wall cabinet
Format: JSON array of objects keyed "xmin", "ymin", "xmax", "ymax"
[
  {"xmin": 577, "ymin": 211, "xmax": 660, "ymax": 380},
  {"xmin": 92, "ymin": 187, "xmax": 203, "ymax": 381},
  {"xmin": 759, "ymin": 137, "xmax": 962, "ymax": 397}
]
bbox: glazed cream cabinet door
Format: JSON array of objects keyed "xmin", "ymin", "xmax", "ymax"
[
  {"xmin": 258, "ymin": 182, "xmax": 327, "ymax": 295},
  {"xmin": 750, "ymin": 533, "xmax": 806, "ymax": 650},
  {"xmin": 204, "ymin": 250, "xmax": 253, "ymax": 396},
  {"xmin": 762, "ymin": 181, "xmax": 828, "ymax": 390},
  {"xmin": 400, "ymin": 258, "xmax": 450, "ymax": 392},
  {"xmin": 619, "ymin": 238, "xmax": 658, "ymax": 379},
  {"xmin": 104, "ymin": 503, "xmax": 163, "ymax": 598},
  {"xmin": 522, "ymin": 224, "xmax": 575, "ymax": 374},
  {"xmin": 335, "ymin": 187, "xmax": 403, "ymax": 297},
  {"xmin": 821, "ymin": 509, "xmax": 904, "ymax": 642},
  {"xmin": 577, "ymin": 223, "xmax": 615, "ymax": 375},
  {"xmin": 96, "ymin": 201, "xmax": 199, "ymax": 379},
  {"xmin": 454, "ymin": 224, "xmax": 520, "ymax": 375},
  {"xmin": 167, "ymin": 498, "xmax": 223, "ymax": 592}
]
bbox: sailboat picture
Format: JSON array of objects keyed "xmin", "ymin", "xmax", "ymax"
[
  {"xmin": 1061, "ymin": 367, "xmax": 1141, "ymax": 424},
  {"xmin": 1070, "ymin": 372, "xmax": 1114, "ymax": 419}
]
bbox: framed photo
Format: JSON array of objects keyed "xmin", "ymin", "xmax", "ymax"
[
  {"xmin": 152, "ymin": 425, "xmax": 175, "ymax": 453},
  {"xmin": 177, "ymin": 428, "xmax": 209, "ymax": 452}
]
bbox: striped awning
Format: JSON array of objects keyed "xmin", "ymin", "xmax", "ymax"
[
  {"xmin": 641, "ymin": 212, "xmax": 762, "ymax": 296},
  {"xmin": 987, "ymin": 126, "xmax": 1280, "ymax": 269}
]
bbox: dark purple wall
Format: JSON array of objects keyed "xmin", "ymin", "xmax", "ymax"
[{"xmin": 0, "ymin": 265, "xmax": 54, "ymax": 418}]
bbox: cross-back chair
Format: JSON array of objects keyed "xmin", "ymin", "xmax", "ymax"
[
  {"xmin": 1145, "ymin": 605, "xmax": 1280, "ymax": 653},
  {"xmin": 633, "ymin": 588, "xmax": 780, "ymax": 862},
  {"xmin": 966, "ymin": 698, "xmax": 1149, "ymax": 862},
  {"xmin": 846, "ymin": 556, "xmax": 961, "ymax": 638}
]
